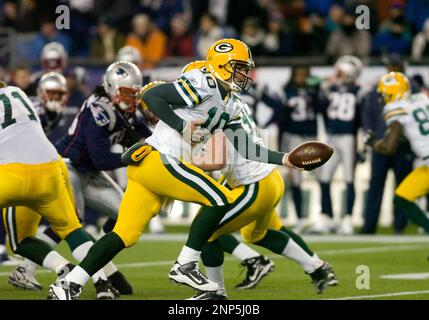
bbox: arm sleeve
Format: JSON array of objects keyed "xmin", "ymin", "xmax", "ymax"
[
  {"xmin": 83, "ymin": 119, "xmax": 125, "ymax": 170},
  {"xmin": 141, "ymin": 83, "xmax": 188, "ymax": 133},
  {"xmin": 223, "ymin": 122, "xmax": 285, "ymax": 165}
]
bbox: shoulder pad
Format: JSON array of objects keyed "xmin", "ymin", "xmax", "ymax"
[{"xmin": 89, "ymin": 98, "xmax": 116, "ymax": 130}]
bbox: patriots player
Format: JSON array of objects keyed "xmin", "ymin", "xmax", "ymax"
[
  {"xmin": 369, "ymin": 72, "xmax": 429, "ymax": 235},
  {"xmin": 311, "ymin": 55, "xmax": 363, "ymax": 234},
  {"xmin": 280, "ymin": 65, "xmax": 320, "ymax": 232},
  {"xmin": 48, "ymin": 39, "xmax": 302, "ymax": 299}
]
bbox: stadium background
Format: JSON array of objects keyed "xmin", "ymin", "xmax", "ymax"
[{"xmin": 1, "ymin": 0, "xmax": 429, "ymax": 231}]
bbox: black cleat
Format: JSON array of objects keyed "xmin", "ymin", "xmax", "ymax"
[
  {"xmin": 108, "ymin": 271, "xmax": 133, "ymax": 295},
  {"xmin": 94, "ymin": 279, "xmax": 118, "ymax": 300},
  {"xmin": 308, "ymin": 262, "xmax": 331, "ymax": 294},
  {"xmin": 235, "ymin": 255, "xmax": 275, "ymax": 290},
  {"xmin": 325, "ymin": 263, "xmax": 338, "ymax": 286}
]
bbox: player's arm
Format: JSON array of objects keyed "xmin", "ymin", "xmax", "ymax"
[
  {"xmin": 372, "ymin": 121, "xmax": 403, "ymax": 155},
  {"xmin": 140, "ymin": 83, "xmax": 188, "ymax": 132},
  {"xmin": 84, "ymin": 119, "xmax": 125, "ymax": 170},
  {"xmin": 223, "ymin": 122, "xmax": 298, "ymax": 169}
]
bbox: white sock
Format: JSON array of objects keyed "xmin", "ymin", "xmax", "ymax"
[
  {"xmin": 37, "ymin": 233, "xmax": 58, "ymax": 248},
  {"xmin": 42, "ymin": 251, "xmax": 70, "ymax": 274},
  {"xmin": 177, "ymin": 246, "xmax": 200, "ymax": 265},
  {"xmin": 65, "ymin": 265, "xmax": 91, "ymax": 287},
  {"xmin": 71, "ymin": 241, "xmax": 107, "ymax": 282},
  {"xmin": 0, "ymin": 244, "xmax": 6, "ymax": 255},
  {"xmin": 231, "ymin": 243, "xmax": 259, "ymax": 261},
  {"xmin": 282, "ymin": 239, "xmax": 322, "ymax": 273},
  {"xmin": 102, "ymin": 261, "xmax": 118, "ymax": 277},
  {"xmin": 205, "ymin": 266, "xmax": 226, "ymax": 295}
]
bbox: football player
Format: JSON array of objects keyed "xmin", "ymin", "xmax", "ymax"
[
  {"xmin": 181, "ymin": 60, "xmax": 336, "ymax": 291},
  {"xmin": 4, "ymin": 72, "xmax": 126, "ymax": 299},
  {"xmin": 280, "ymin": 65, "xmax": 320, "ymax": 232},
  {"xmin": 188, "ymin": 98, "xmax": 335, "ymax": 299},
  {"xmin": 311, "ymin": 55, "xmax": 363, "ymax": 234},
  {"xmin": 48, "ymin": 39, "xmax": 301, "ymax": 299},
  {"xmin": 0, "ymin": 81, "xmax": 118, "ymax": 299},
  {"xmin": 368, "ymin": 72, "xmax": 429, "ymax": 234}
]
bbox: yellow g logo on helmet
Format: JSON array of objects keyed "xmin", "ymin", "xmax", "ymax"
[
  {"xmin": 206, "ymin": 38, "xmax": 254, "ymax": 92},
  {"xmin": 377, "ymin": 72, "xmax": 410, "ymax": 104}
]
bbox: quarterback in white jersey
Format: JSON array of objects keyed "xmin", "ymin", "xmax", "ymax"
[
  {"xmin": 146, "ymin": 66, "xmax": 242, "ymax": 162},
  {"xmin": 49, "ymin": 39, "xmax": 306, "ymax": 300},
  {"xmin": 371, "ymin": 72, "xmax": 429, "ymax": 235}
]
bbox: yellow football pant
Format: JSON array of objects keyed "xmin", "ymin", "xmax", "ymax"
[
  {"xmin": 114, "ymin": 151, "xmax": 234, "ymax": 247},
  {"xmin": 209, "ymin": 168, "xmax": 285, "ymax": 243},
  {"xmin": 395, "ymin": 165, "xmax": 429, "ymax": 201},
  {"xmin": 1, "ymin": 159, "xmax": 81, "ymax": 251}
]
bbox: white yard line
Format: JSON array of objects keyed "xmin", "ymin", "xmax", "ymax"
[{"xmin": 326, "ymin": 290, "xmax": 429, "ymax": 300}]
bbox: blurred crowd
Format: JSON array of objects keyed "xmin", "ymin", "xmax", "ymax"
[{"xmin": 1, "ymin": 0, "xmax": 429, "ymax": 69}]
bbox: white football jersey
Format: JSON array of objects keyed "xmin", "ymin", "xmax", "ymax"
[
  {"xmin": 222, "ymin": 102, "xmax": 275, "ymax": 188},
  {"xmin": 383, "ymin": 92, "xmax": 429, "ymax": 165},
  {"xmin": 0, "ymin": 86, "xmax": 58, "ymax": 164},
  {"xmin": 145, "ymin": 68, "xmax": 242, "ymax": 162}
]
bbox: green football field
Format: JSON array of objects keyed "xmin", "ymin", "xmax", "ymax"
[{"xmin": 1, "ymin": 234, "xmax": 429, "ymax": 300}]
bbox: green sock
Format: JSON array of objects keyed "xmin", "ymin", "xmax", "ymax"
[
  {"xmin": 185, "ymin": 205, "xmax": 230, "ymax": 250},
  {"xmin": 255, "ymin": 229, "xmax": 290, "ymax": 254},
  {"xmin": 394, "ymin": 195, "xmax": 429, "ymax": 232},
  {"xmin": 79, "ymin": 232, "xmax": 125, "ymax": 276},
  {"xmin": 217, "ymin": 234, "xmax": 240, "ymax": 254},
  {"xmin": 280, "ymin": 226, "xmax": 314, "ymax": 256},
  {"xmin": 201, "ymin": 240, "xmax": 224, "ymax": 267},
  {"xmin": 64, "ymin": 228, "xmax": 93, "ymax": 251},
  {"xmin": 15, "ymin": 237, "xmax": 52, "ymax": 266}
]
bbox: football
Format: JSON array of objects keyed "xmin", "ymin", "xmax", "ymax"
[{"xmin": 288, "ymin": 141, "xmax": 334, "ymax": 171}]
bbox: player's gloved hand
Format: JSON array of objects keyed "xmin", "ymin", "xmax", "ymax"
[
  {"xmin": 364, "ymin": 130, "xmax": 376, "ymax": 148},
  {"xmin": 119, "ymin": 127, "xmax": 143, "ymax": 148},
  {"xmin": 182, "ymin": 119, "xmax": 209, "ymax": 145},
  {"xmin": 282, "ymin": 153, "xmax": 304, "ymax": 171}
]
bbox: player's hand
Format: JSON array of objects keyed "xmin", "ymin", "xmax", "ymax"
[
  {"xmin": 282, "ymin": 153, "xmax": 304, "ymax": 171},
  {"xmin": 364, "ymin": 130, "xmax": 376, "ymax": 148},
  {"xmin": 182, "ymin": 119, "xmax": 209, "ymax": 145}
]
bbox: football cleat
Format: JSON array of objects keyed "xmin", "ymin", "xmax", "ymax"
[
  {"xmin": 326, "ymin": 263, "xmax": 339, "ymax": 286},
  {"xmin": 169, "ymin": 261, "xmax": 219, "ymax": 292},
  {"xmin": 94, "ymin": 279, "xmax": 119, "ymax": 300},
  {"xmin": 8, "ymin": 266, "xmax": 42, "ymax": 291},
  {"xmin": 48, "ymin": 280, "xmax": 82, "ymax": 300},
  {"xmin": 337, "ymin": 216, "xmax": 354, "ymax": 235},
  {"xmin": 187, "ymin": 290, "xmax": 228, "ymax": 300},
  {"xmin": 108, "ymin": 271, "xmax": 133, "ymax": 295},
  {"xmin": 235, "ymin": 255, "xmax": 275, "ymax": 290},
  {"xmin": 307, "ymin": 262, "xmax": 331, "ymax": 294}
]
